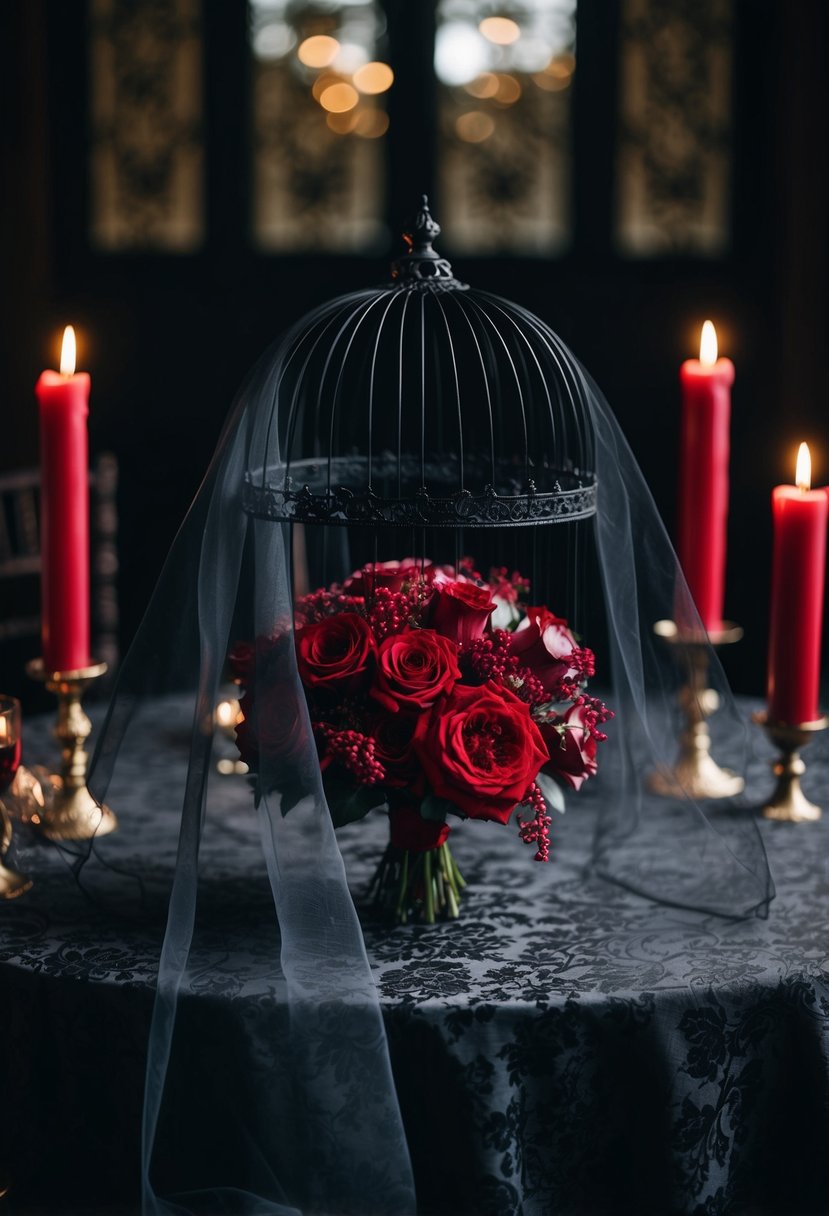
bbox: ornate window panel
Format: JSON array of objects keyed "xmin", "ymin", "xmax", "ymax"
[
  {"xmin": 615, "ymin": 0, "xmax": 733, "ymax": 256},
  {"xmin": 435, "ymin": 0, "xmax": 577, "ymax": 254},
  {"xmin": 89, "ymin": 0, "xmax": 205, "ymax": 252},
  {"xmin": 250, "ymin": 0, "xmax": 389, "ymax": 252}
]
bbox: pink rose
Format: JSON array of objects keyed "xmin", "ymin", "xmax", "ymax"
[
  {"xmin": 413, "ymin": 682, "xmax": 548, "ymax": 823},
  {"xmin": 371, "ymin": 628, "xmax": 460, "ymax": 713},
  {"xmin": 430, "ymin": 580, "xmax": 496, "ymax": 645},
  {"xmin": 540, "ymin": 703, "xmax": 598, "ymax": 791},
  {"xmin": 508, "ymin": 607, "xmax": 578, "ymax": 694}
]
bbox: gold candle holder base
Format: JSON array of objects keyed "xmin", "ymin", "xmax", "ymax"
[
  {"xmin": 647, "ymin": 620, "xmax": 745, "ymax": 801},
  {"xmin": 752, "ymin": 711, "xmax": 828, "ymax": 822},
  {"xmin": 0, "ymin": 800, "xmax": 32, "ymax": 899},
  {"xmin": 25, "ymin": 659, "xmax": 117, "ymax": 841}
]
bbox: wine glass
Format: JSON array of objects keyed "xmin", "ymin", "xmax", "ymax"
[{"xmin": 0, "ymin": 697, "xmax": 32, "ymax": 899}]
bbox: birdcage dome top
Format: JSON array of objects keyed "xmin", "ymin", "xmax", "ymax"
[{"xmin": 242, "ymin": 197, "xmax": 597, "ymax": 529}]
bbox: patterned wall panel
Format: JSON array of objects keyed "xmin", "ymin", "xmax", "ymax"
[
  {"xmin": 89, "ymin": 0, "xmax": 205, "ymax": 252},
  {"xmin": 615, "ymin": 0, "xmax": 733, "ymax": 256},
  {"xmin": 436, "ymin": 0, "xmax": 577, "ymax": 254},
  {"xmin": 250, "ymin": 0, "xmax": 388, "ymax": 252}
]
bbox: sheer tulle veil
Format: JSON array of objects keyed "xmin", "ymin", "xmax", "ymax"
[{"xmin": 86, "ymin": 218, "xmax": 772, "ymax": 1213}]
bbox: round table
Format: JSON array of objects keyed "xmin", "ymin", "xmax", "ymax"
[{"xmin": 2, "ymin": 699, "xmax": 829, "ymax": 1215}]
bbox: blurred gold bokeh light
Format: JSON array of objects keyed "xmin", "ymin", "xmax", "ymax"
[
  {"xmin": 479, "ymin": 16, "xmax": 520, "ymax": 45},
  {"xmin": 297, "ymin": 35, "xmax": 340, "ymax": 68},
  {"xmin": 353, "ymin": 61, "xmax": 394, "ymax": 95},
  {"xmin": 319, "ymin": 82, "xmax": 359, "ymax": 113},
  {"xmin": 455, "ymin": 110, "xmax": 495, "ymax": 142}
]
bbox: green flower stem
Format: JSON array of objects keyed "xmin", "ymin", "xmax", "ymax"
[
  {"xmin": 439, "ymin": 843, "xmax": 453, "ymax": 887},
  {"xmin": 438, "ymin": 843, "xmax": 455, "ymax": 897},
  {"xmin": 440, "ymin": 844, "xmax": 461, "ymax": 919},
  {"xmin": 436, "ymin": 865, "xmax": 446, "ymax": 914},
  {"xmin": 449, "ymin": 848, "xmax": 467, "ymax": 890},
  {"xmin": 423, "ymin": 851, "xmax": 435, "ymax": 924}
]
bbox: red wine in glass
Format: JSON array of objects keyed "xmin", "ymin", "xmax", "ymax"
[
  {"xmin": 0, "ymin": 740, "xmax": 21, "ymax": 792},
  {"xmin": 0, "ymin": 698, "xmax": 22, "ymax": 795}
]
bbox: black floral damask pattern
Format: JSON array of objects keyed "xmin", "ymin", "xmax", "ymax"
[{"xmin": 2, "ymin": 698, "xmax": 829, "ymax": 1214}]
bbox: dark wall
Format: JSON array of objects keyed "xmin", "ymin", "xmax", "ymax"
[{"xmin": 1, "ymin": 0, "xmax": 827, "ymax": 702}]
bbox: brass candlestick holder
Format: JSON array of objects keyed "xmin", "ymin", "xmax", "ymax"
[
  {"xmin": 752, "ymin": 711, "xmax": 829, "ymax": 821},
  {"xmin": 25, "ymin": 659, "xmax": 117, "ymax": 840},
  {"xmin": 648, "ymin": 619, "xmax": 745, "ymax": 800},
  {"xmin": 0, "ymin": 799, "xmax": 32, "ymax": 898}
]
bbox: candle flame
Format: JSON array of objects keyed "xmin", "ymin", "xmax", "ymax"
[
  {"xmin": 796, "ymin": 442, "xmax": 812, "ymax": 492},
  {"xmin": 212, "ymin": 695, "xmax": 239, "ymax": 729},
  {"xmin": 215, "ymin": 699, "xmax": 239, "ymax": 729},
  {"xmin": 60, "ymin": 326, "xmax": 76, "ymax": 376},
  {"xmin": 699, "ymin": 320, "xmax": 718, "ymax": 366}
]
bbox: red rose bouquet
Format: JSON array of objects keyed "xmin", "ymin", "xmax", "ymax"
[{"xmin": 231, "ymin": 558, "xmax": 612, "ymax": 923}]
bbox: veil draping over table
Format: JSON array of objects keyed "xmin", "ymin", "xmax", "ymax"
[{"xmin": 86, "ymin": 271, "xmax": 772, "ymax": 1213}]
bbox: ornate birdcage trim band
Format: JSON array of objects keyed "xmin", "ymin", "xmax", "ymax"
[{"xmin": 242, "ymin": 471, "xmax": 597, "ymax": 528}]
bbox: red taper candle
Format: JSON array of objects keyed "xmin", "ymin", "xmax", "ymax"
[
  {"xmin": 767, "ymin": 443, "xmax": 828, "ymax": 724},
  {"xmin": 677, "ymin": 321, "xmax": 734, "ymax": 633},
  {"xmin": 35, "ymin": 326, "xmax": 91, "ymax": 672}
]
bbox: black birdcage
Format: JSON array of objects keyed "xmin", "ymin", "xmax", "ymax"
[{"xmin": 242, "ymin": 196, "xmax": 598, "ymax": 626}]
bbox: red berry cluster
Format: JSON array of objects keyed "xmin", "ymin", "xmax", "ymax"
[
  {"xmin": 516, "ymin": 782, "xmax": 552, "ymax": 862},
  {"xmin": 316, "ymin": 725, "xmax": 386, "ymax": 784},
  {"xmin": 296, "ymin": 588, "xmax": 363, "ymax": 625},
  {"xmin": 572, "ymin": 693, "xmax": 614, "ymax": 743},
  {"xmin": 573, "ymin": 646, "xmax": 596, "ymax": 679},
  {"xmin": 488, "ymin": 565, "xmax": 530, "ymax": 599},
  {"xmin": 461, "ymin": 631, "xmax": 548, "ymax": 707},
  {"xmin": 457, "ymin": 556, "xmax": 483, "ymax": 581},
  {"xmin": 553, "ymin": 646, "xmax": 596, "ymax": 701},
  {"xmin": 367, "ymin": 586, "xmax": 425, "ymax": 641}
]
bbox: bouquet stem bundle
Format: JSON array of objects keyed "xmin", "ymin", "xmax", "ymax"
[{"xmin": 366, "ymin": 839, "xmax": 467, "ymax": 924}]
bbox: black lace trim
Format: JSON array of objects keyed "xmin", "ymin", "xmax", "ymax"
[{"xmin": 242, "ymin": 457, "xmax": 597, "ymax": 528}]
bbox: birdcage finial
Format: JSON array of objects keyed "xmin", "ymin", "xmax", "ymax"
[
  {"xmin": 404, "ymin": 195, "xmax": 441, "ymax": 251},
  {"xmin": 391, "ymin": 195, "xmax": 466, "ymax": 290}
]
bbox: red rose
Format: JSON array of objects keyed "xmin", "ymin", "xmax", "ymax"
[
  {"xmin": 370, "ymin": 628, "xmax": 461, "ymax": 713},
  {"xmin": 508, "ymin": 608, "xmax": 578, "ymax": 694},
  {"xmin": 230, "ymin": 632, "xmax": 292, "ymax": 690},
  {"xmin": 344, "ymin": 559, "xmax": 434, "ymax": 597},
  {"xmin": 413, "ymin": 682, "xmax": 548, "ymax": 823},
  {"xmin": 370, "ymin": 712, "xmax": 419, "ymax": 787},
  {"xmin": 389, "ymin": 806, "xmax": 450, "ymax": 852},
  {"xmin": 235, "ymin": 684, "xmax": 308, "ymax": 770},
  {"xmin": 295, "ymin": 612, "xmax": 376, "ymax": 695},
  {"xmin": 540, "ymin": 703, "xmax": 598, "ymax": 791},
  {"xmin": 228, "ymin": 640, "xmax": 256, "ymax": 683},
  {"xmin": 430, "ymin": 579, "xmax": 496, "ymax": 644}
]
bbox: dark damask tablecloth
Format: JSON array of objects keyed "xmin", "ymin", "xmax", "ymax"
[{"xmin": 2, "ymin": 699, "xmax": 829, "ymax": 1216}]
